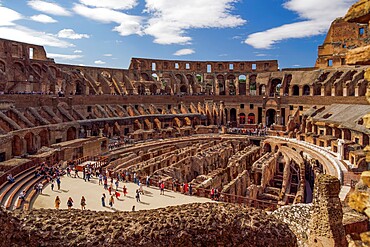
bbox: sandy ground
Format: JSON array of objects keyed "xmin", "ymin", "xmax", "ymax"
[{"xmin": 33, "ymin": 175, "xmax": 212, "ymax": 212}]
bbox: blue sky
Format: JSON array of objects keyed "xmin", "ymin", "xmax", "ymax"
[{"xmin": 0, "ymin": 0, "xmax": 357, "ymax": 69}]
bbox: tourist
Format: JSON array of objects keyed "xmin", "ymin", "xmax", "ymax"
[
  {"xmin": 98, "ymin": 174, "xmax": 103, "ymax": 185},
  {"xmin": 80, "ymin": 196, "xmax": 86, "ymax": 210},
  {"xmin": 108, "ymin": 184, "xmax": 112, "ymax": 195},
  {"xmin": 55, "ymin": 196, "xmax": 61, "ymax": 209},
  {"xmin": 136, "ymin": 189, "xmax": 140, "ymax": 202},
  {"xmin": 18, "ymin": 190, "xmax": 26, "ymax": 201},
  {"xmin": 109, "ymin": 195, "xmax": 114, "ymax": 207},
  {"xmin": 74, "ymin": 168, "xmax": 79, "ymax": 178},
  {"xmin": 67, "ymin": 197, "xmax": 73, "ymax": 209},
  {"xmin": 139, "ymin": 181, "xmax": 144, "ymax": 195},
  {"xmin": 210, "ymin": 188, "xmax": 215, "ymax": 200},
  {"xmin": 101, "ymin": 193, "xmax": 106, "ymax": 207},
  {"xmin": 133, "ymin": 172, "xmax": 137, "ymax": 184},
  {"xmin": 66, "ymin": 166, "xmax": 71, "ymax": 177},
  {"xmin": 146, "ymin": 175, "xmax": 150, "ymax": 187},
  {"xmin": 51, "ymin": 180, "xmax": 55, "ymax": 191},
  {"xmin": 37, "ymin": 182, "xmax": 43, "ymax": 194},
  {"xmin": 189, "ymin": 184, "xmax": 192, "ymax": 196},
  {"xmin": 123, "ymin": 185, "xmax": 127, "ymax": 196},
  {"xmin": 56, "ymin": 177, "xmax": 61, "ymax": 190},
  {"xmin": 115, "ymin": 190, "xmax": 120, "ymax": 199},
  {"xmin": 115, "ymin": 179, "xmax": 119, "ymax": 190},
  {"xmin": 160, "ymin": 181, "xmax": 165, "ymax": 195},
  {"xmin": 7, "ymin": 174, "xmax": 15, "ymax": 183},
  {"xmin": 103, "ymin": 175, "xmax": 108, "ymax": 190}
]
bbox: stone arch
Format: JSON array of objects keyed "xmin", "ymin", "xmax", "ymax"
[
  {"xmin": 248, "ymin": 113, "xmax": 255, "ymax": 124},
  {"xmin": 141, "ymin": 73, "xmax": 150, "ymax": 81},
  {"xmin": 180, "ymin": 85, "xmax": 188, "ymax": 93},
  {"xmin": 259, "ymin": 84, "xmax": 266, "ymax": 96},
  {"xmin": 224, "ymin": 108, "xmax": 228, "ymax": 123},
  {"xmin": 113, "ymin": 122, "xmax": 121, "ymax": 136},
  {"xmin": 283, "ymin": 74, "xmax": 292, "ymax": 95},
  {"xmin": 263, "ymin": 143, "xmax": 272, "ymax": 153},
  {"xmin": 67, "ymin": 126, "xmax": 77, "ymax": 141},
  {"xmin": 49, "ymin": 66, "xmax": 57, "ymax": 78},
  {"xmin": 238, "ymin": 75, "xmax": 246, "ymax": 95},
  {"xmin": 12, "ymin": 135, "xmax": 23, "ymax": 156},
  {"xmin": 230, "ymin": 108, "xmax": 237, "ymax": 126},
  {"xmin": 266, "ymin": 109, "xmax": 276, "ymax": 127},
  {"xmin": 249, "ymin": 74, "xmax": 257, "ymax": 95},
  {"xmin": 303, "ymin": 85, "xmax": 310, "ymax": 96},
  {"xmin": 313, "ymin": 83, "xmax": 322, "ymax": 96},
  {"xmin": 176, "ymin": 74, "xmax": 185, "ymax": 84},
  {"xmin": 24, "ymin": 132, "xmax": 35, "ymax": 154},
  {"xmin": 39, "ymin": 129, "xmax": 49, "ymax": 147},
  {"xmin": 239, "ymin": 113, "xmax": 246, "ymax": 125},
  {"xmin": 151, "ymin": 73, "xmax": 158, "ymax": 81},
  {"xmin": 358, "ymin": 80, "xmax": 368, "ymax": 96},
  {"xmin": 270, "ymin": 78, "xmax": 281, "ymax": 97},
  {"xmin": 75, "ymin": 80, "xmax": 84, "ymax": 95},
  {"xmin": 217, "ymin": 75, "xmax": 225, "ymax": 95},
  {"xmin": 192, "ymin": 117, "xmax": 200, "ymax": 126},
  {"xmin": 149, "ymin": 84, "xmax": 158, "ymax": 95},
  {"xmin": 346, "ymin": 81, "xmax": 355, "ymax": 96},
  {"xmin": 227, "ymin": 74, "xmax": 236, "ymax": 95},
  {"xmin": 32, "ymin": 63, "xmax": 42, "ymax": 75},
  {"xmin": 334, "ymin": 82, "xmax": 343, "ymax": 96},
  {"xmin": 324, "ymin": 82, "xmax": 332, "ymax": 96},
  {"xmin": 292, "ymin": 85, "xmax": 299, "ymax": 96}
]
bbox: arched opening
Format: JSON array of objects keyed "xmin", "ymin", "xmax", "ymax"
[
  {"xmin": 238, "ymin": 75, "xmax": 246, "ymax": 95},
  {"xmin": 67, "ymin": 127, "xmax": 77, "ymax": 141},
  {"xmin": 228, "ymin": 75, "xmax": 236, "ymax": 95},
  {"xmin": 230, "ymin": 108, "xmax": 237, "ymax": 127},
  {"xmin": 24, "ymin": 132, "xmax": 35, "ymax": 154},
  {"xmin": 346, "ymin": 82, "xmax": 355, "ymax": 96},
  {"xmin": 149, "ymin": 84, "xmax": 157, "ymax": 95},
  {"xmin": 217, "ymin": 75, "xmax": 225, "ymax": 95},
  {"xmin": 335, "ymin": 82, "xmax": 343, "ymax": 96},
  {"xmin": 259, "ymin": 85, "xmax": 266, "ymax": 96},
  {"xmin": 39, "ymin": 130, "xmax": 49, "ymax": 147},
  {"xmin": 196, "ymin": 74, "xmax": 202, "ymax": 83},
  {"xmin": 313, "ymin": 84, "xmax": 322, "ymax": 96},
  {"xmin": 239, "ymin": 113, "xmax": 246, "ymax": 125},
  {"xmin": 292, "ymin": 85, "xmax": 299, "ymax": 96},
  {"xmin": 248, "ymin": 113, "xmax": 255, "ymax": 124},
  {"xmin": 12, "ymin": 135, "xmax": 23, "ymax": 156},
  {"xmin": 141, "ymin": 73, "xmax": 150, "ymax": 81},
  {"xmin": 266, "ymin": 109, "xmax": 276, "ymax": 127},
  {"xmin": 180, "ymin": 85, "xmax": 188, "ymax": 93},
  {"xmin": 152, "ymin": 73, "xmax": 158, "ymax": 81},
  {"xmin": 113, "ymin": 122, "xmax": 121, "ymax": 136},
  {"xmin": 270, "ymin": 78, "xmax": 281, "ymax": 97},
  {"xmin": 283, "ymin": 74, "xmax": 292, "ymax": 96},
  {"xmin": 137, "ymin": 84, "xmax": 145, "ymax": 95},
  {"xmin": 324, "ymin": 82, "xmax": 332, "ymax": 96},
  {"xmin": 264, "ymin": 143, "xmax": 272, "ymax": 153},
  {"xmin": 75, "ymin": 81, "xmax": 83, "ymax": 95},
  {"xmin": 224, "ymin": 108, "xmax": 228, "ymax": 123},
  {"xmin": 303, "ymin": 85, "xmax": 310, "ymax": 96},
  {"xmin": 358, "ymin": 81, "xmax": 368, "ymax": 96},
  {"xmin": 249, "ymin": 74, "xmax": 257, "ymax": 95},
  {"xmin": 343, "ymin": 129, "xmax": 351, "ymax": 141}
]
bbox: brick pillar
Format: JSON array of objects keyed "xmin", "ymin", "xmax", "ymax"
[{"xmin": 308, "ymin": 174, "xmax": 347, "ymax": 247}]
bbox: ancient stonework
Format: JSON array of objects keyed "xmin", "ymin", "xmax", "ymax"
[
  {"xmin": 308, "ymin": 174, "xmax": 347, "ymax": 247},
  {"xmin": 0, "ymin": 203, "xmax": 297, "ymax": 247}
]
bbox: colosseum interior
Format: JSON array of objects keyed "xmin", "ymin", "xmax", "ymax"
[{"xmin": 0, "ymin": 0, "xmax": 370, "ymax": 246}]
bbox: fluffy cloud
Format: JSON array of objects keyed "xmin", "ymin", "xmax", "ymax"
[
  {"xmin": 57, "ymin": 29, "xmax": 90, "ymax": 39},
  {"xmin": 173, "ymin": 48, "xmax": 195, "ymax": 56},
  {"xmin": 73, "ymin": 4, "xmax": 142, "ymax": 36},
  {"xmin": 0, "ymin": 25, "xmax": 72, "ymax": 48},
  {"xmin": 103, "ymin": 54, "xmax": 112, "ymax": 57},
  {"xmin": 94, "ymin": 60, "xmax": 106, "ymax": 65},
  {"xmin": 74, "ymin": 50, "xmax": 82, "ymax": 53},
  {"xmin": 245, "ymin": 0, "xmax": 357, "ymax": 49},
  {"xmin": 144, "ymin": 0, "xmax": 246, "ymax": 45},
  {"xmin": 30, "ymin": 14, "xmax": 57, "ymax": 23},
  {"xmin": 48, "ymin": 53, "xmax": 83, "ymax": 60},
  {"xmin": 79, "ymin": 0, "xmax": 138, "ymax": 10},
  {"xmin": 0, "ymin": 6, "xmax": 22, "ymax": 26},
  {"xmin": 27, "ymin": 0, "xmax": 71, "ymax": 16}
]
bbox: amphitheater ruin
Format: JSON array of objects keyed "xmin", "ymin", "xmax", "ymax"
[{"xmin": 0, "ymin": 0, "xmax": 370, "ymax": 246}]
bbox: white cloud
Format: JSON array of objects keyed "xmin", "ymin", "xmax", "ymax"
[
  {"xmin": 0, "ymin": 25, "xmax": 72, "ymax": 48},
  {"xmin": 103, "ymin": 54, "xmax": 112, "ymax": 57},
  {"xmin": 30, "ymin": 14, "xmax": 57, "ymax": 23},
  {"xmin": 255, "ymin": 53, "xmax": 268, "ymax": 57},
  {"xmin": 74, "ymin": 50, "xmax": 82, "ymax": 53},
  {"xmin": 79, "ymin": 0, "xmax": 138, "ymax": 10},
  {"xmin": 173, "ymin": 48, "xmax": 195, "ymax": 56},
  {"xmin": 57, "ymin": 29, "xmax": 90, "ymax": 39},
  {"xmin": 245, "ymin": 0, "xmax": 357, "ymax": 49},
  {"xmin": 0, "ymin": 7, "xmax": 22, "ymax": 26},
  {"xmin": 94, "ymin": 60, "xmax": 106, "ymax": 65},
  {"xmin": 27, "ymin": 0, "xmax": 71, "ymax": 16},
  {"xmin": 144, "ymin": 0, "xmax": 246, "ymax": 45},
  {"xmin": 292, "ymin": 64, "xmax": 301, "ymax": 67},
  {"xmin": 48, "ymin": 53, "xmax": 83, "ymax": 60},
  {"xmin": 73, "ymin": 4, "xmax": 142, "ymax": 36}
]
